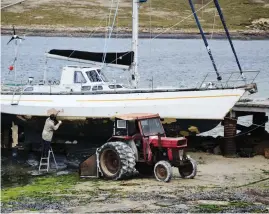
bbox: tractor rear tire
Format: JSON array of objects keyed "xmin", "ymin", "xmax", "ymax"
[
  {"xmin": 178, "ymin": 157, "xmax": 197, "ymax": 179},
  {"xmin": 154, "ymin": 160, "xmax": 172, "ymax": 182},
  {"xmin": 97, "ymin": 141, "xmax": 136, "ymax": 180}
]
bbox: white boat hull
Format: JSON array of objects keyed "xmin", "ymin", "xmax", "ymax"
[{"xmin": 1, "ymin": 89, "xmax": 245, "ymax": 120}]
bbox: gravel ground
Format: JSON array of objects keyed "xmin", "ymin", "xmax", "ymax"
[{"xmin": 1, "ymin": 152, "xmax": 269, "ymax": 213}]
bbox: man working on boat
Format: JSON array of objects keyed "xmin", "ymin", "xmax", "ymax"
[{"xmin": 41, "ymin": 114, "xmax": 62, "ymax": 157}]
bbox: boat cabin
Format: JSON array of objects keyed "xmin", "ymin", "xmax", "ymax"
[{"xmin": 22, "ymin": 65, "xmax": 128, "ymax": 93}]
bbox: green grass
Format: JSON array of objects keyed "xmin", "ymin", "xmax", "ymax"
[
  {"xmin": 1, "ymin": 173, "xmax": 80, "ymax": 202},
  {"xmin": 197, "ymin": 201, "xmax": 259, "ymax": 213},
  {"xmin": 198, "ymin": 204, "xmax": 227, "ymax": 213},
  {"xmin": 1, "ymin": 0, "xmax": 269, "ymax": 31},
  {"xmin": 261, "ymin": 169, "xmax": 269, "ymax": 175}
]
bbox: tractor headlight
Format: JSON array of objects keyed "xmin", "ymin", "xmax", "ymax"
[{"xmin": 177, "ymin": 140, "xmax": 186, "ymax": 146}]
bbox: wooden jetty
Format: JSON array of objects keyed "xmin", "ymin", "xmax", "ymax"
[
  {"xmin": 233, "ymin": 98, "xmax": 269, "ymax": 113},
  {"xmin": 222, "ymin": 98, "xmax": 269, "ymax": 157}
]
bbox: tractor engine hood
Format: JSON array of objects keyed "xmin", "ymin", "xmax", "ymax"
[{"xmin": 149, "ymin": 136, "xmax": 187, "ymax": 148}]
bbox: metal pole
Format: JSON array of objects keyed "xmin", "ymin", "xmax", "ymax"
[
  {"xmin": 213, "ymin": 0, "xmax": 245, "ymax": 81},
  {"xmin": 131, "ymin": 0, "xmax": 139, "ymax": 88},
  {"xmin": 188, "ymin": 0, "xmax": 222, "ymax": 81},
  {"xmin": 14, "ymin": 42, "xmax": 18, "ymax": 84}
]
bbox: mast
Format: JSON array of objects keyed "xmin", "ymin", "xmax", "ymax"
[
  {"xmin": 213, "ymin": 0, "xmax": 245, "ymax": 80},
  {"xmin": 131, "ymin": 0, "xmax": 139, "ymax": 88},
  {"xmin": 188, "ymin": 0, "xmax": 222, "ymax": 81}
]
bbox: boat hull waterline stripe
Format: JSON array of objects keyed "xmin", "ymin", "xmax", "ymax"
[
  {"xmin": 77, "ymin": 94, "xmax": 241, "ymax": 102},
  {"xmin": 1, "ymin": 94, "xmax": 241, "ymax": 103}
]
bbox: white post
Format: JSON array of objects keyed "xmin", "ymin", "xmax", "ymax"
[
  {"xmin": 131, "ymin": 0, "xmax": 139, "ymax": 88},
  {"xmin": 43, "ymin": 58, "xmax": 47, "ymax": 83}
]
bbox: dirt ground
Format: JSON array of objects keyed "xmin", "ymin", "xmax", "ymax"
[{"xmin": 69, "ymin": 152, "xmax": 269, "ymax": 213}]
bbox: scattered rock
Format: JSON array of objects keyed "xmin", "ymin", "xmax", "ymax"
[
  {"xmin": 56, "ymin": 170, "xmax": 71, "ymax": 176},
  {"xmin": 26, "ymin": 159, "xmax": 39, "ymax": 167},
  {"xmin": 174, "ymin": 204, "xmax": 189, "ymax": 210},
  {"xmin": 197, "ymin": 200, "xmax": 229, "ymax": 206},
  {"xmin": 254, "ymin": 140, "xmax": 269, "ymax": 155},
  {"xmin": 91, "ymin": 196, "xmax": 107, "ymax": 202},
  {"xmin": 213, "ymin": 145, "xmax": 222, "ymax": 155},
  {"xmin": 155, "ymin": 199, "xmax": 177, "ymax": 207}
]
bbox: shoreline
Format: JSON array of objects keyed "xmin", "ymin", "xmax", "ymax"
[{"xmin": 1, "ymin": 26, "xmax": 269, "ymax": 40}]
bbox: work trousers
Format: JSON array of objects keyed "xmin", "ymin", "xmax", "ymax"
[{"xmin": 42, "ymin": 140, "xmax": 51, "ymax": 157}]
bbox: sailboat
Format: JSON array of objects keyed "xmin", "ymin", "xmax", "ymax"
[{"xmin": 1, "ymin": 0, "xmax": 259, "ymax": 147}]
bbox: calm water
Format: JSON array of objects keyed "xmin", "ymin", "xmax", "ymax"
[{"xmin": 1, "ymin": 36, "xmax": 269, "ymax": 133}]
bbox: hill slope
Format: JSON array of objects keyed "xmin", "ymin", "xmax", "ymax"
[{"xmin": 1, "ymin": 0, "xmax": 269, "ymax": 35}]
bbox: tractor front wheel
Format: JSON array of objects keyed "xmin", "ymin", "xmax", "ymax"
[
  {"xmin": 97, "ymin": 141, "xmax": 136, "ymax": 180},
  {"xmin": 154, "ymin": 160, "xmax": 172, "ymax": 182},
  {"xmin": 178, "ymin": 157, "xmax": 197, "ymax": 179}
]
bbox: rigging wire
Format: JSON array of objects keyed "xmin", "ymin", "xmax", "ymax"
[
  {"xmin": 102, "ymin": 0, "xmax": 120, "ymax": 67},
  {"xmin": 101, "ymin": 0, "xmax": 115, "ymax": 66},
  {"xmin": 101, "ymin": 0, "xmax": 215, "ymax": 67},
  {"xmin": 210, "ymin": 8, "xmax": 217, "ymax": 39},
  {"xmin": 188, "ymin": 0, "xmax": 222, "ymax": 81},
  {"xmin": 213, "ymin": 0, "xmax": 245, "ymax": 81},
  {"xmin": 88, "ymin": 16, "xmax": 107, "ymax": 38},
  {"xmin": 151, "ymin": 0, "xmax": 213, "ymax": 40}
]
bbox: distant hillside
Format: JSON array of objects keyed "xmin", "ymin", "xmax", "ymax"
[{"xmin": 1, "ymin": 0, "xmax": 269, "ymax": 35}]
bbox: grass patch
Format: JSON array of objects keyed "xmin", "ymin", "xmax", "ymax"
[
  {"xmin": 261, "ymin": 169, "xmax": 269, "ymax": 175},
  {"xmin": 198, "ymin": 204, "xmax": 227, "ymax": 213},
  {"xmin": 1, "ymin": 173, "xmax": 80, "ymax": 202},
  {"xmin": 198, "ymin": 201, "xmax": 258, "ymax": 213},
  {"xmin": 229, "ymin": 201, "xmax": 254, "ymax": 208}
]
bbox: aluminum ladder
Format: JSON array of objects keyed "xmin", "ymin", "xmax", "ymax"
[{"xmin": 38, "ymin": 146, "xmax": 58, "ymax": 172}]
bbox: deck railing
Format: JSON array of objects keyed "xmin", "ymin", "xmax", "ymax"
[{"xmin": 198, "ymin": 70, "xmax": 260, "ymax": 89}]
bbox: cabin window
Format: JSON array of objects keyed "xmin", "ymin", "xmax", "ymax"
[
  {"xmin": 86, "ymin": 70, "xmax": 102, "ymax": 82},
  {"xmin": 97, "ymin": 69, "xmax": 109, "ymax": 82},
  {"xmin": 109, "ymin": 84, "xmax": 123, "ymax": 89},
  {"xmin": 24, "ymin": 87, "xmax": 33, "ymax": 91},
  {"xmin": 74, "ymin": 71, "xmax": 87, "ymax": 83},
  {"xmin": 81, "ymin": 86, "xmax": 91, "ymax": 91},
  {"xmin": 92, "ymin": 86, "xmax": 103, "ymax": 91},
  {"xmin": 117, "ymin": 120, "xmax": 126, "ymax": 128}
]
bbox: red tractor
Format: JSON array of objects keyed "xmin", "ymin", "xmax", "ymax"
[{"xmin": 79, "ymin": 113, "xmax": 197, "ymax": 182}]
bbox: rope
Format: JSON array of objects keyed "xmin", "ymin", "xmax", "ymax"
[{"xmin": 220, "ymin": 121, "xmax": 267, "ymax": 139}]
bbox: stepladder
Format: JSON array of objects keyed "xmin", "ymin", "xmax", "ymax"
[{"xmin": 39, "ymin": 145, "xmax": 58, "ymax": 172}]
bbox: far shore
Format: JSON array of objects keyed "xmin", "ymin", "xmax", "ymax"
[{"xmin": 1, "ymin": 26, "xmax": 269, "ymax": 40}]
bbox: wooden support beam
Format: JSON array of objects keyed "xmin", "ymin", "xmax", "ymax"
[{"xmin": 223, "ymin": 117, "xmax": 237, "ymax": 157}]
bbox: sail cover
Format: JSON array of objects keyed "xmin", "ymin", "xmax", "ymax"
[{"xmin": 46, "ymin": 49, "xmax": 134, "ymax": 68}]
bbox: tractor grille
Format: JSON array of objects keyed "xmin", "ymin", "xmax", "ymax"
[{"xmin": 172, "ymin": 149, "xmax": 180, "ymax": 161}]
